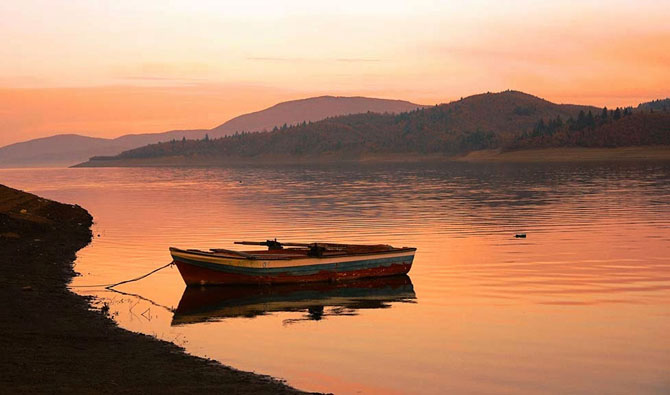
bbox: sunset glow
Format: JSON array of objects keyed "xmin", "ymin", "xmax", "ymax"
[{"xmin": 1, "ymin": 0, "xmax": 669, "ymax": 145}]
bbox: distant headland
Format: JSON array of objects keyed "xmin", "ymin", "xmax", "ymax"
[
  {"xmin": 0, "ymin": 96, "xmax": 424, "ymax": 168},
  {"xmin": 73, "ymin": 91, "xmax": 670, "ymax": 167}
]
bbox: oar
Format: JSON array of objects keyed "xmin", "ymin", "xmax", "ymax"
[
  {"xmin": 235, "ymin": 240, "xmax": 292, "ymax": 246},
  {"xmin": 234, "ymin": 240, "xmax": 286, "ymax": 249},
  {"xmin": 234, "ymin": 240, "xmax": 354, "ymax": 250},
  {"xmin": 209, "ymin": 248, "xmax": 256, "ymax": 259}
]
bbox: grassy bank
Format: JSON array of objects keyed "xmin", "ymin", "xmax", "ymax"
[{"xmin": 0, "ymin": 184, "xmax": 309, "ymax": 394}]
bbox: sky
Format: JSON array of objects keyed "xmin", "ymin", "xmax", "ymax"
[{"xmin": 1, "ymin": 0, "xmax": 669, "ymax": 146}]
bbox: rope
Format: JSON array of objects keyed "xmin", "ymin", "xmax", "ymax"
[{"xmin": 70, "ymin": 262, "xmax": 174, "ymax": 290}]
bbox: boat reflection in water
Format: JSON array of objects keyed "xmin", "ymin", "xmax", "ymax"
[{"xmin": 172, "ymin": 275, "xmax": 416, "ymax": 326}]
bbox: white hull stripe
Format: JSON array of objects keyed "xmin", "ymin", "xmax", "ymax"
[{"xmin": 173, "ymin": 253, "xmax": 415, "ymax": 275}]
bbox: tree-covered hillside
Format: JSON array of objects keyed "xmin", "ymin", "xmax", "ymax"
[
  {"xmin": 511, "ymin": 107, "xmax": 670, "ymax": 148},
  {"xmin": 85, "ymin": 91, "xmax": 669, "ymax": 164},
  {"xmin": 638, "ymin": 98, "xmax": 670, "ymax": 112}
]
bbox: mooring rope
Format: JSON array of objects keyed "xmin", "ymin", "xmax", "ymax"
[{"xmin": 70, "ymin": 262, "xmax": 174, "ymax": 290}]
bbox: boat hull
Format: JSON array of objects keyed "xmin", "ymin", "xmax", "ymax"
[{"xmin": 171, "ymin": 248, "xmax": 415, "ymax": 285}]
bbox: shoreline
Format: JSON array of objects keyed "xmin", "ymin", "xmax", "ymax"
[
  {"xmin": 73, "ymin": 146, "xmax": 670, "ymax": 167},
  {"xmin": 456, "ymin": 146, "xmax": 670, "ymax": 162},
  {"xmin": 0, "ymin": 184, "xmax": 310, "ymax": 394}
]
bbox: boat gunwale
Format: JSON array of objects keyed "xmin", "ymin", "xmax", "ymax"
[{"xmin": 169, "ymin": 246, "xmax": 417, "ymax": 261}]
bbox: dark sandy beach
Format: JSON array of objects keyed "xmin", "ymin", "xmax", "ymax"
[{"xmin": 0, "ymin": 184, "xmax": 309, "ymax": 394}]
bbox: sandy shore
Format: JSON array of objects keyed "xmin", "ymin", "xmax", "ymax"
[
  {"xmin": 455, "ymin": 146, "xmax": 670, "ymax": 162},
  {"xmin": 0, "ymin": 184, "xmax": 311, "ymax": 394}
]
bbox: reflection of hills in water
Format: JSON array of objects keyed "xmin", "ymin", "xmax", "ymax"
[
  {"xmin": 172, "ymin": 275, "xmax": 416, "ymax": 326},
  {"xmin": 205, "ymin": 162, "xmax": 670, "ymax": 238}
]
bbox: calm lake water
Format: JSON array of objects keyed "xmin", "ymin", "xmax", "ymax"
[{"xmin": 2, "ymin": 162, "xmax": 669, "ymax": 394}]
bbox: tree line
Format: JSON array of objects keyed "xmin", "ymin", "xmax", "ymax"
[{"xmin": 89, "ymin": 96, "xmax": 670, "ymax": 162}]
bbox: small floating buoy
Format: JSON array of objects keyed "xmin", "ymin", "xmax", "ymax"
[{"xmin": 515, "ymin": 233, "xmax": 526, "ymax": 238}]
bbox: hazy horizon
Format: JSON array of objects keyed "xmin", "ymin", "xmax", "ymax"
[{"xmin": 2, "ymin": 3, "xmax": 669, "ymax": 393}]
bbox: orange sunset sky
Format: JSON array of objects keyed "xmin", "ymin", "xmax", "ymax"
[{"xmin": 1, "ymin": 0, "xmax": 669, "ymax": 146}]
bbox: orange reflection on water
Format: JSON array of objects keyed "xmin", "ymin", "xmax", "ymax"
[
  {"xmin": 1, "ymin": 163, "xmax": 669, "ymax": 394},
  {"xmin": 172, "ymin": 275, "xmax": 416, "ymax": 325}
]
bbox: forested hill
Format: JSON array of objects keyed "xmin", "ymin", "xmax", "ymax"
[
  {"xmin": 209, "ymin": 96, "xmax": 425, "ymax": 137},
  {"xmin": 638, "ymin": 98, "xmax": 670, "ymax": 112},
  {"xmin": 510, "ymin": 107, "xmax": 670, "ymax": 149},
  {"xmin": 79, "ymin": 91, "xmax": 670, "ymax": 166}
]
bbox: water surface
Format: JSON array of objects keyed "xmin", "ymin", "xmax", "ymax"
[{"xmin": 2, "ymin": 162, "xmax": 669, "ymax": 394}]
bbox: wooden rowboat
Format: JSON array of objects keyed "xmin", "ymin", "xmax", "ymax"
[{"xmin": 169, "ymin": 240, "xmax": 416, "ymax": 285}]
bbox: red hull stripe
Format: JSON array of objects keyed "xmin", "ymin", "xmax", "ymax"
[{"xmin": 175, "ymin": 260, "xmax": 413, "ymax": 285}]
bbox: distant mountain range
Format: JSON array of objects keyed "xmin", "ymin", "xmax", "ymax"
[
  {"xmin": 77, "ymin": 90, "xmax": 669, "ymax": 167},
  {"xmin": 0, "ymin": 96, "xmax": 424, "ymax": 167},
  {"xmin": 0, "ymin": 130, "xmax": 209, "ymax": 168}
]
